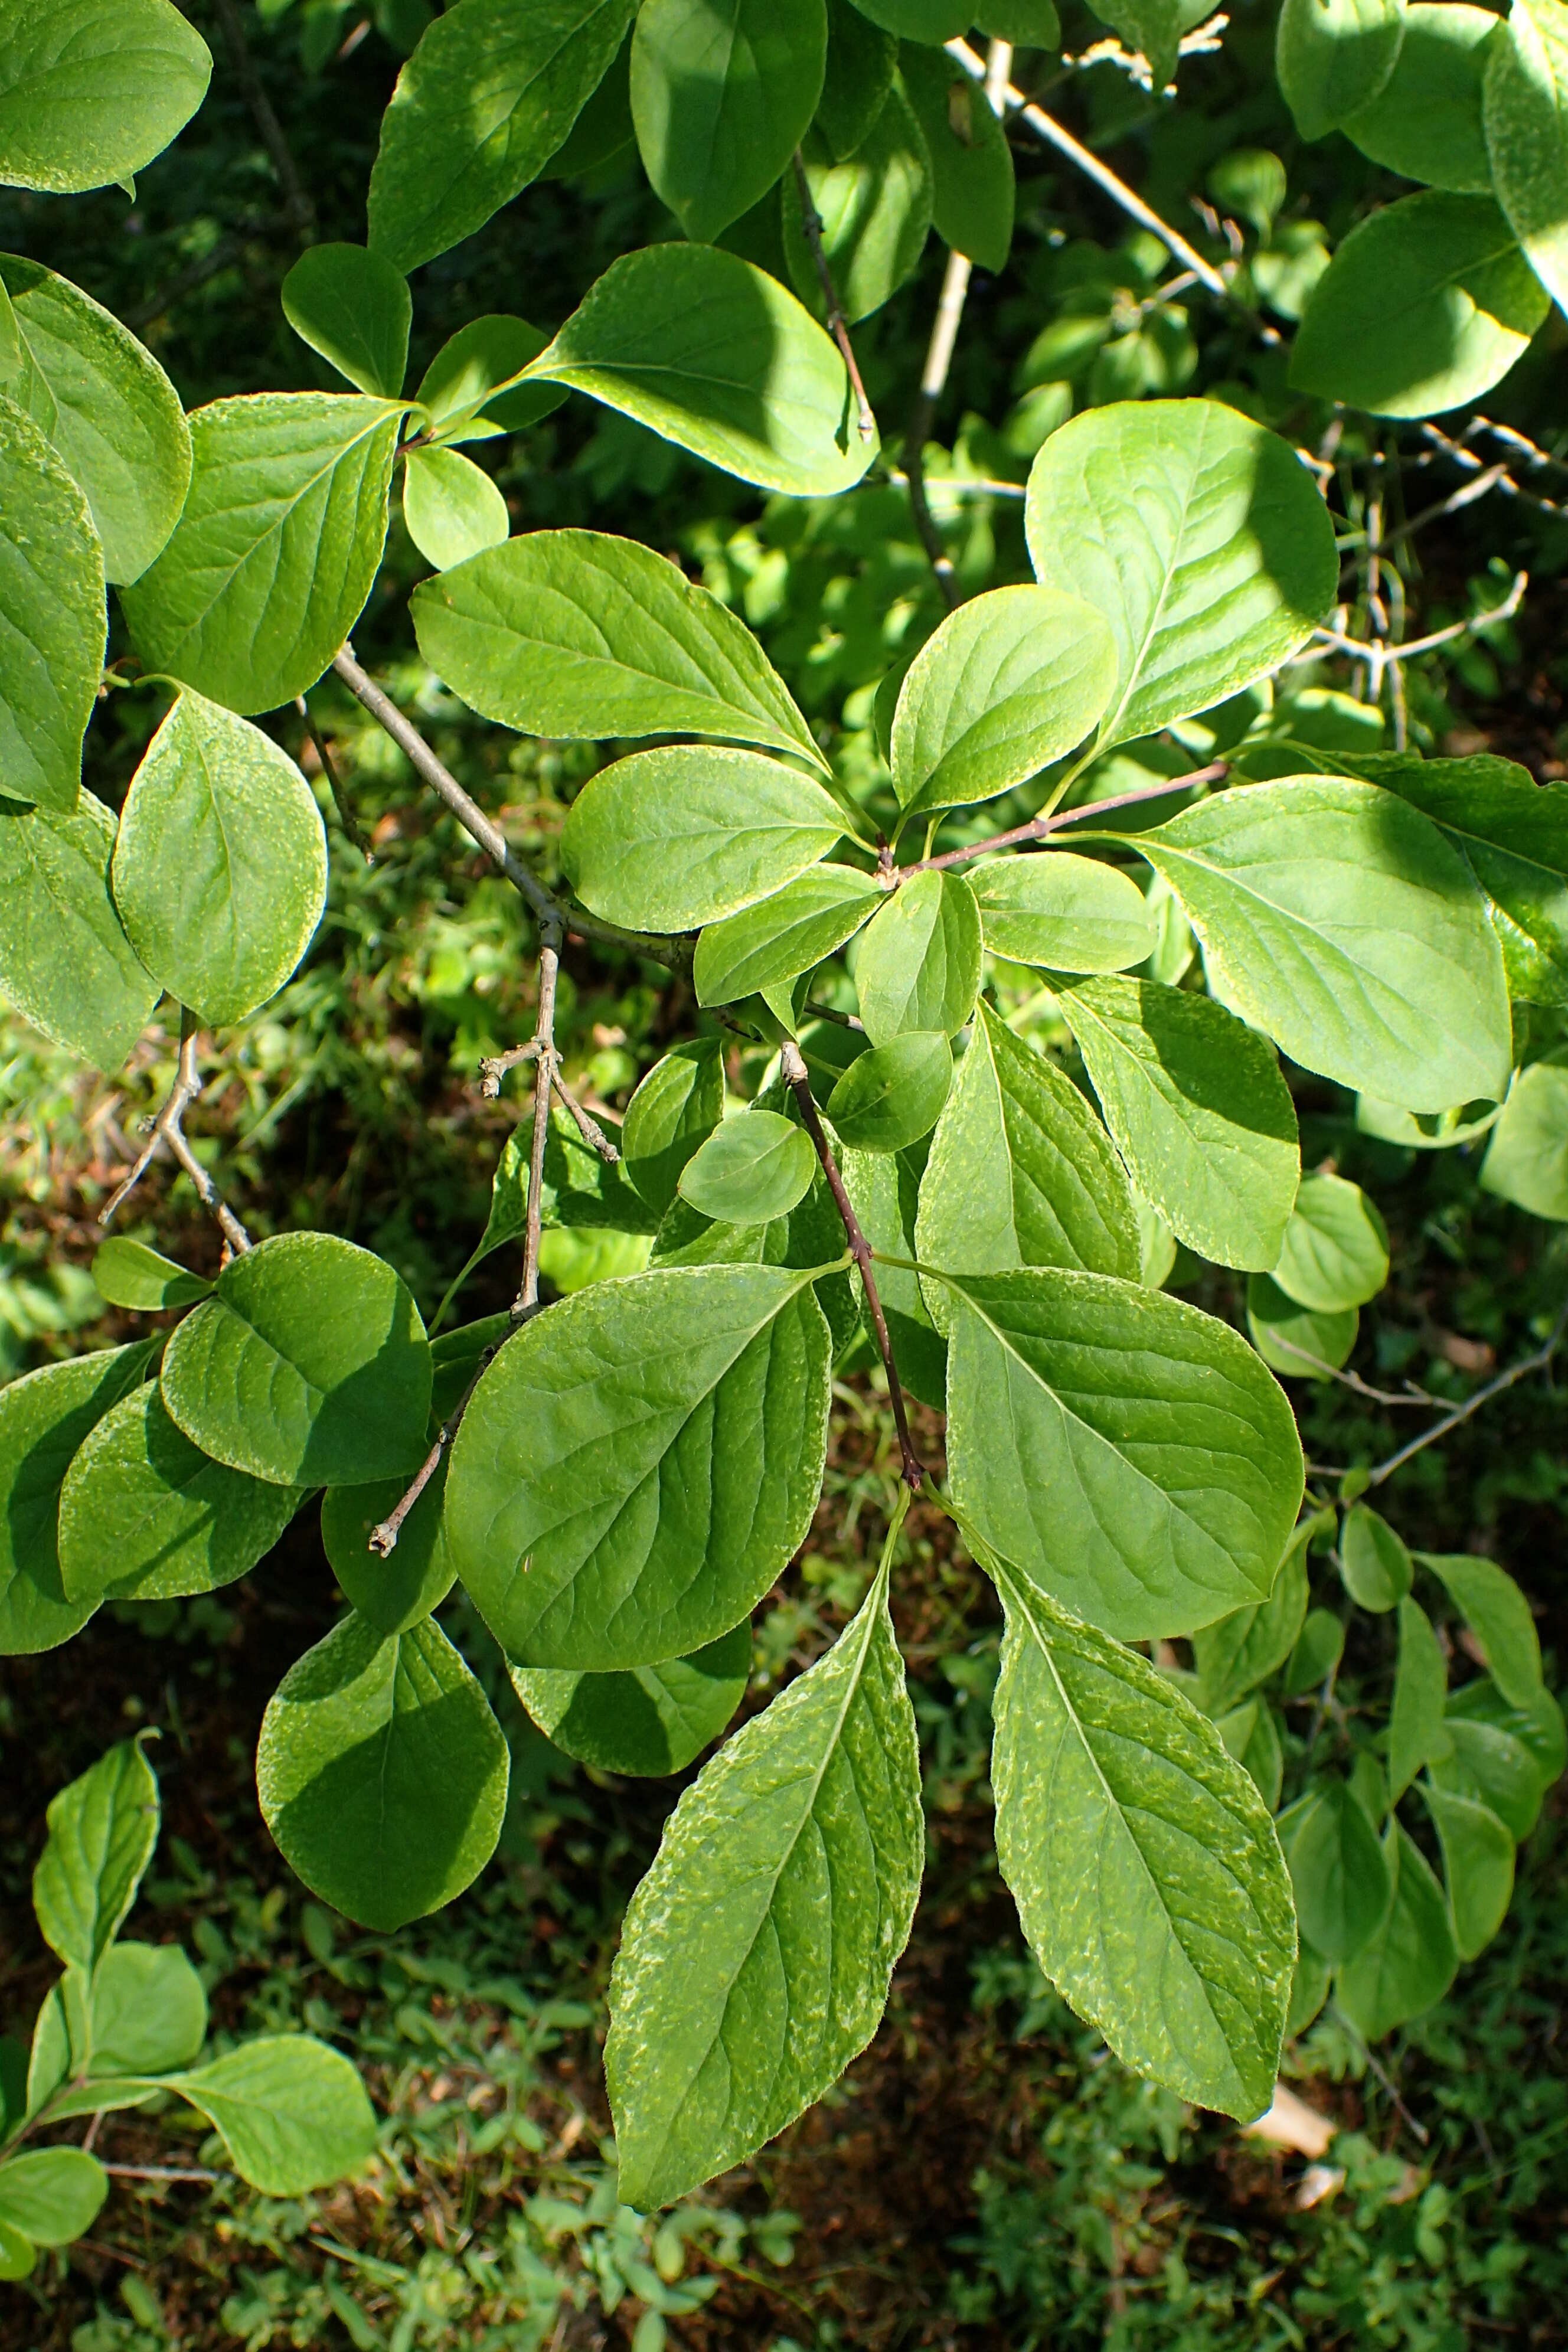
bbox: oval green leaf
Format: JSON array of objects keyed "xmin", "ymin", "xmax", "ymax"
[
  {"xmin": 90, "ymin": 1237, "xmax": 211, "ymax": 1312},
  {"xmin": 0, "ymin": 794, "xmax": 159, "ymax": 1073},
  {"xmin": 1246, "ymin": 1271, "xmax": 1357, "ymax": 1380},
  {"xmin": 622, "ymin": 1040, "xmax": 726, "ymax": 1216},
  {"xmin": 826, "ymin": 1028, "xmax": 952, "ymax": 1150},
  {"xmin": 855, "ymin": 871, "xmax": 982, "ymax": 1043},
  {"xmin": 0, "ymin": 1345, "xmax": 154, "ymax": 1657},
  {"xmin": 0, "ymin": 390, "xmax": 105, "ymax": 812},
  {"xmin": 971, "ymin": 852, "xmax": 1158, "ymax": 974},
  {"xmin": 1276, "ymin": 0, "xmax": 1405, "ymax": 142},
  {"xmin": 631, "ymin": 0, "xmax": 827, "ymax": 243},
  {"xmin": 1484, "ymin": 0, "xmax": 1568, "ymax": 314},
  {"xmin": 1271, "ymin": 1171, "xmax": 1389, "ymax": 1310},
  {"xmin": 282, "ymin": 242, "xmax": 411, "ymax": 398},
  {"xmin": 509, "ymin": 1621, "xmax": 751, "ymax": 1776},
  {"xmin": 695, "ymin": 865, "xmax": 880, "ymax": 1008},
  {"xmin": 0, "ymin": 0, "xmax": 211, "ymax": 195},
  {"xmin": 1343, "ymin": 2, "xmax": 1497, "ymax": 194},
  {"xmin": 164, "ymin": 2037, "xmax": 377, "ymax": 2196},
  {"xmin": 783, "ymin": 87, "xmax": 932, "ymax": 323},
  {"xmin": 678, "ymin": 1109, "xmax": 818, "ymax": 1224},
  {"xmin": 401, "ymin": 445, "xmax": 509, "ymax": 573}
]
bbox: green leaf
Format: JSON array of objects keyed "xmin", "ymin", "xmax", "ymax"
[
  {"xmin": 976, "ymin": 0, "xmax": 1060, "ymax": 34},
  {"xmin": 1271, "ymin": 1172, "xmax": 1388, "ymax": 1311},
  {"xmin": 1433, "ymin": 1708, "xmax": 1549, "ymax": 1840},
  {"xmin": 652, "ymin": 1162, "xmax": 858, "ymax": 1354},
  {"xmin": 563, "ymin": 746, "xmax": 845, "ymax": 931},
  {"xmin": 1217, "ymin": 1693, "xmax": 1285, "ymax": 1809},
  {"xmin": 606, "ymin": 1562, "xmax": 921, "ymax": 2209},
  {"xmin": 111, "ymin": 690, "xmax": 328, "ymax": 1027},
  {"xmin": 412, "ymin": 528, "xmax": 825, "ymax": 767},
  {"xmin": 509, "ymin": 1621, "xmax": 751, "ymax": 1776},
  {"xmin": 818, "ymin": 1, "xmax": 897, "ymax": 158},
  {"xmin": 1056, "ymin": 976, "xmax": 1300, "ymax": 1271},
  {"xmin": 0, "ymin": 794, "xmax": 159, "ymax": 1073},
  {"xmin": 0, "ymin": 2219, "xmax": 32, "ymax": 2279},
  {"xmin": 631, "ymin": 0, "xmax": 827, "ymax": 243},
  {"xmin": 57, "ymin": 1383, "xmax": 306, "ymax": 1605},
  {"xmin": 914, "ymin": 999, "xmax": 1138, "ymax": 1338},
  {"xmin": 119, "ymin": 393, "xmax": 405, "ymax": 716},
  {"xmin": 90, "ymin": 1239, "xmax": 211, "ymax": 1312},
  {"xmin": 0, "ymin": 0, "xmax": 211, "ymax": 194},
  {"xmin": 899, "ymin": 45, "xmax": 1014, "ymax": 272},
  {"xmin": 1484, "ymin": 0, "xmax": 1568, "ymax": 313},
  {"xmin": 447, "ymin": 1263, "xmax": 832, "ymax": 1669},
  {"xmin": 622, "ymin": 1041, "xmax": 726, "ymax": 1216},
  {"xmin": 839, "ymin": 1145, "xmax": 946, "ymax": 1407},
  {"xmin": 33, "ymin": 1738, "xmax": 158, "ymax": 1974},
  {"xmin": 1138, "ymin": 778, "xmax": 1512, "ymax": 1113},
  {"xmin": 1286, "ymin": 1943, "xmax": 1331, "ymax": 2038},
  {"xmin": 1279, "ymin": 1780, "xmax": 1389, "ymax": 1962},
  {"xmin": 678, "ymin": 1109, "xmax": 818, "ymax": 1224},
  {"xmin": 1289, "ymin": 193, "xmax": 1549, "ymax": 418},
  {"xmin": 518, "ymin": 245, "xmax": 879, "ymax": 498},
  {"xmin": 1479, "ymin": 1062, "xmax": 1568, "ymax": 1219},
  {"xmin": 1246, "ymin": 1272, "xmax": 1357, "ymax": 1380},
  {"xmin": 971, "ymin": 854, "xmax": 1158, "ymax": 974},
  {"xmin": 282, "ymin": 244, "xmax": 411, "ymax": 397},
  {"xmin": 367, "ymin": 0, "xmax": 636, "ymax": 273},
  {"xmin": 855, "ymin": 872, "xmax": 981, "ymax": 1043},
  {"xmin": 164, "ymin": 2036, "xmax": 377, "ymax": 2195},
  {"xmin": 890, "ymin": 586, "xmax": 1116, "ymax": 818},
  {"xmin": 846, "ymin": 0, "xmax": 969, "ymax": 34},
  {"xmin": 1283, "ymin": 1604, "xmax": 1345, "ymax": 1695},
  {"xmin": 1342, "ymin": 2, "xmax": 1498, "ymax": 194},
  {"xmin": 0, "ymin": 254, "xmax": 191, "ymax": 584},
  {"xmin": 1422, "ymin": 1782, "xmax": 1513, "ymax": 1961},
  {"xmin": 320, "ymin": 1463, "xmax": 458, "ymax": 1637},
  {"xmin": 1024, "ymin": 401, "xmax": 1337, "ymax": 752},
  {"xmin": 159, "ymin": 1234, "xmax": 432, "ymax": 1488},
  {"xmin": 257, "ymin": 1611, "xmax": 509, "ymax": 1931},
  {"xmin": 1340, "ymin": 1504, "xmax": 1412, "ymax": 1612},
  {"xmin": 0, "ymin": 1344, "xmax": 154, "ymax": 1656},
  {"xmin": 540, "ymin": 27, "xmax": 636, "ymax": 178},
  {"xmin": 1193, "ymin": 1530, "xmax": 1312, "ymax": 1713},
  {"xmin": 943, "ymin": 1268, "xmax": 1304, "ymax": 1641},
  {"xmin": 401, "ymin": 446, "xmax": 509, "ymax": 572},
  {"xmin": 414, "ymin": 315, "xmax": 563, "ymax": 439},
  {"xmin": 0, "ymin": 391, "xmax": 105, "ymax": 812},
  {"xmin": 1389, "ymin": 1596, "xmax": 1450, "ymax": 1802},
  {"xmin": 695, "ymin": 867, "xmax": 879, "ymax": 1008},
  {"xmin": 783, "ymin": 92, "xmax": 932, "ymax": 324},
  {"xmin": 0, "ymin": 2148, "xmax": 106, "ymax": 2246},
  {"xmin": 80, "ymin": 1942, "xmax": 207, "ymax": 2076},
  {"xmin": 1086, "ymin": 0, "xmax": 1181, "ymax": 87},
  {"xmin": 826, "ymin": 1029, "xmax": 952, "ymax": 1149},
  {"xmin": 987, "ymin": 1553, "xmax": 1294, "ymax": 2121},
  {"xmin": 1337, "ymin": 1823, "xmax": 1458, "ymax": 2039},
  {"xmin": 1419, "ymin": 1551, "xmax": 1543, "ymax": 1708},
  {"xmin": 1276, "ymin": 0, "xmax": 1406, "ymax": 142}
]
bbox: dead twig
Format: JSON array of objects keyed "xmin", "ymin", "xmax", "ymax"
[
  {"xmin": 99, "ymin": 1011, "xmax": 253, "ymax": 1257},
  {"xmin": 1363, "ymin": 1292, "xmax": 1568, "ymax": 1491}
]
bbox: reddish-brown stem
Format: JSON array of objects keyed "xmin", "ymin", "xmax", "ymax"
[
  {"xmin": 790, "ymin": 151, "xmax": 877, "ymax": 443},
  {"xmin": 910, "ymin": 763, "xmax": 1227, "ymax": 875},
  {"xmin": 99, "ymin": 1011, "xmax": 253, "ymax": 1257}
]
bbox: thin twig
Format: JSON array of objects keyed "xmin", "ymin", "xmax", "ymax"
[
  {"xmin": 99, "ymin": 1011, "xmax": 253, "ymax": 1257},
  {"xmin": 909, "ymin": 763, "xmax": 1226, "ymax": 875},
  {"xmin": 548, "ymin": 1068, "xmax": 620, "ymax": 1162},
  {"xmin": 478, "ymin": 1041, "xmax": 542, "ymax": 1099},
  {"xmin": 1262, "ymin": 1329, "xmax": 1436, "ymax": 1406},
  {"xmin": 296, "ymin": 694, "xmax": 373, "ymax": 862},
  {"xmin": 330, "ymin": 646, "xmax": 688, "ymax": 971},
  {"xmin": 1364, "ymin": 1293, "xmax": 1568, "ymax": 1491},
  {"xmin": 1331, "ymin": 2006, "xmax": 1429, "ymax": 2144},
  {"xmin": 207, "ymin": 0, "xmax": 316, "ymax": 244},
  {"xmin": 1312, "ymin": 571, "xmax": 1527, "ymax": 670},
  {"xmin": 102, "ymin": 2164, "xmax": 225, "ymax": 2183},
  {"xmin": 790, "ymin": 151, "xmax": 876, "ymax": 442},
  {"xmin": 779, "ymin": 1040, "xmax": 926, "ymax": 1492}
]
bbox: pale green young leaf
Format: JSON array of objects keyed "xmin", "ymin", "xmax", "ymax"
[
  {"xmin": 1479, "ymin": 1063, "xmax": 1568, "ymax": 1219},
  {"xmin": 401, "ymin": 446, "xmax": 509, "ymax": 572},
  {"xmin": 826, "ymin": 1030, "xmax": 952, "ymax": 1149},
  {"xmin": 1340, "ymin": 1504, "xmax": 1412, "ymax": 1612},
  {"xmin": 517, "ymin": 245, "xmax": 878, "ymax": 497},
  {"xmin": 987, "ymin": 1556, "xmax": 1294, "ymax": 2121},
  {"xmin": 1193, "ymin": 1528, "xmax": 1314, "ymax": 1713},
  {"xmin": 890, "ymin": 586, "xmax": 1116, "ymax": 817},
  {"xmin": 119, "ymin": 393, "xmax": 405, "ymax": 716},
  {"xmin": 562, "ymin": 746, "xmax": 845, "ymax": 931},
  {"xmin": 1246, "ymin": 1273, "xmax": 1357, "ymax": 1380},
  {"xmin": 817, "ymin": 1, "xmax": 897, "ymax": 158},
  {"xmin": 367, "ymin": 0, "xmax": 636, "ymax": 273},
  {"xmin": 447, "ymin": 1263, "xmax": 832, "ymax": 1669},
  {"xmin": 1422, "ymin": 1782, "xmax": 1513, "ymax": 1960},
  {"xmin": 1275, "ymin": 0, "xmax": 1406, "ymax": 142},
  {"xmin": 1278, "ymin": 1780, "xmax": 1389, "ymax": 1961},
  {"xmin": 1389, "ymin": 1595, "xmax": 1449, "ymax": 1803},
  {"xmin": 90, "ymin": 1238, "xmax": 210, "ymax": 1312},
  {"xmin": 1484, "ymin": 0, "xmax": 1568, "ymax": 314},
  {"xmin": 33, "ymin": 1738, "xmax": 158, "ymax": 1975},
  {"xmin": 1419, "ymin": 1551, "xmax": 1543, "ymax": 1707},
  {"xmin": 282, "ymin": 243, "xmax": 411, "ymax": 397},
  {"xmin": 899, "ymin": 44, "xmax": 1014, "ymax": 271},
  {"xmin": 509, "ymin": 1622, "xmax": 751, "ymax": 1777},
  {"xmin": 257, "ymin": 1611, "xmax": 509, "ymax": 1932},
  {"xmin": 0, "ymin": 391, "xmax": 104, "ymax": 811},
  {"xmin": 0, "ymin": 795, "xmax": 159, "ymax": 1073},
  {"xmin": 164, "ymin": 2037, "xmax": 377, "ymax": 2195},
  {"xmin": 0, "ymin": 1344, "xmax": 154, "ymax": 1657},
  {"xmin": 1289, "ymin": 193, "xmax": 1548, "ymax": 417},
  {"xmin": 622, "ymin": 1041, "xmax": 726, "ymax": 1216},
  {"xmin": 0, "ymin": 2148, "xmax": 106, "ymax": 2246},
  {"xmin": 0, "ymin": 0, "xmax": 211, "ymax": 195},
  {"xmin": 970, "ymin": 854, "xmax": 1158, "ymax": 974},
  {"xmin": 1283, "ymin": 1605, "xmax": 1345, "ymax": 1696},
  {"xmin": 1023, "ymin": 401, "xmax": 1337, "ymax": 751},
  {"xmin": 320, "ymin": 1462, "xmax": 458, "ymax": 1637},
  {"xmin": 1056, "ymin": 975, "xmax": 1300, "ymax": 1271},
  {"xmin": 678, "ymin": 1110, "xmax": 818, "ymax": 1224},
  {"xmin": 783, "ymin": 91, "xmax": 932, "ymax": 324},
  {"xmin": 111, "ymin": 691, "xmax": 328, "ymax": 1027},
  {"xmin": 839, "ymin": 1145, "xmax": 947, "ymax": 1408},
  {"xmin": 855, "ymin": 871, "xmax": 981, "ymax": 1043},
  {"xmin": 159, "ymin": 1234, "xmax": 432, "ymax": 1488},
  {"xmin": 606, "ymin": 1564, "xmax": 921, "ymax": 2209},
  {"xmin": 57, "ymin": 1384, "xmax": 305, "ymax": 1606},
  {"xmin": 414, "ymin": 315, "xmax": 563, "ymax": 438},
  {"xmin": 944, "ymin": 1268, "xmax": 1304, "ymax": 1641},
  {"xmin": 1137, "ymin": 778, "xmax": 1511, "ymax": 1112},
  {"xmin": 0, "ymin": 254, "xmax": 191, "ymax": 583},
  {"xmin": 81, "ymin": 1942, "xmax": 207, "ymax": 2077},
  {"xmin": 1271, "ymin": 1172, "xmax": 1388, "ymax": 1311},
  {"xmin": 631, "ymin": 0, "xmax": 827, "ymax": 243},
  {"xmin": 412, "ymin": 528, "xmax": 825, "ymax": 768},
  {"xmin": 695, "ymin": 867, "xmax": 879, "ymax": 1008},
  {"xmin": 1342, "ymin": 3, "xmax": 1497, "ymax": 194},
  {"xmin": 1337, "ymin": 1824, "xmax": 1458, "ymax": 2038}
]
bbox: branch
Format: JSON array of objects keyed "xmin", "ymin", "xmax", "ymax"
[
  {"xmin": 779, "ymin": 1040, "xmax": 926, "ymax": 1492},
  {"xmin": 1311, "ymin": 570, "xmax": 1527, "ymax": 670},
  {"xmin": 909, "ymin": 762, "xmax": 1226, "ymax": 875},
  {"xmin": 1363, "ymin": 1293, "xmax": 1568, "ymax": 1492},
  {"xmin": 790, "ymin": 151, "xmax": 876, "ymax": 443},
  {"xmin": 330, "ymin": 646, "xmax": 690, "ymax": 972},
  {"xmin": 207, "ymin": 0, "xmax": 315, "ymax": 244},
  {"xmin": 477, "ymin": 1044, "xmax": 620, "ymax": 1161},
  {"xmin": 99, "ymin": 1011, "xmax": 253, "ymax": 1258},
  {"xmin": 295, "ymin": 692, "xmax": 373, "ymax": 862}
]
